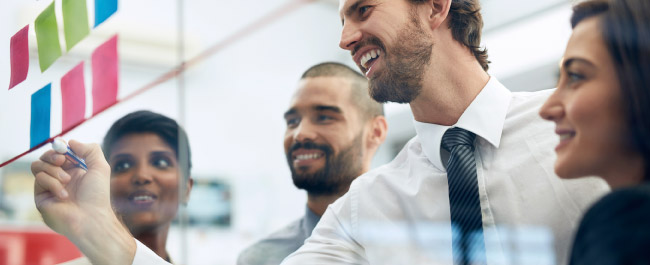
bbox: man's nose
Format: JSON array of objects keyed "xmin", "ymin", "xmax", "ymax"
[
  {"xmin": 293, "ymin": 120, "xmax": 318, "ymax": 143},
  {"xmin": 340, "ymin": 21, "xmax": 362, "ymax": 51}
]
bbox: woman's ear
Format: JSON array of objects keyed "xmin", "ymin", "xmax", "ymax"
[{"xmin": 182, "ymin": 178, "xmax": 194, "ymax": 206}]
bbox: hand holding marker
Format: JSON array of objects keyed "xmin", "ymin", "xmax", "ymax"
[{"xmin": 51, "ymin": 138, "xmax": 88, "ymax": 171}]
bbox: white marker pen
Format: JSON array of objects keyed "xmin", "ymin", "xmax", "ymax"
[{"xmin": 52, "ymin": 137, "xmax": 88, "ymax": 171}]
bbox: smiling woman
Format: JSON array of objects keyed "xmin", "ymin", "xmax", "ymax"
[
  {"xmin": 539, "ymin": 0, "xmax": 650, "ymax": 263},
  {"xmin": 59, "ymin": 110, "xmax": 193, "ymax": 265}
]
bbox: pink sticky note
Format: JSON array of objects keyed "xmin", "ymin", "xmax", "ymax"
[
  {"xmin": 61, "ymin": 62, "xmax": 86, "ymax": 132},
  {"xmin": 91, "ymin": 35, "xmax": 118, "ymax": 115},
  {"xmin": 9, "ymin": 25, "xmax": 30, "ymax": 90}
]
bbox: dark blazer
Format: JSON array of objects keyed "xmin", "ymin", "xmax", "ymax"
[{"xmin": 570, "ymin": 184, "xmax": 650, "ymax": 265}]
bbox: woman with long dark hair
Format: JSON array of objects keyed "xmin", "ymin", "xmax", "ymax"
[{"xmin": 539, "ymin": 0, "xmax": 650, "ymax": 263}]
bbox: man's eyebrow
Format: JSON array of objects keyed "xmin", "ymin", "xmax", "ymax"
[
  {"xmin": 314, "ymin": 105, "xmax": 342, "ymax": 113},
  {"xmin": 342, "ymin": 0, "xmax": 364, "ymax": 26},
  {"xmin": 283, "ymin": 108, "xmax": 296, "ymax": 119}
]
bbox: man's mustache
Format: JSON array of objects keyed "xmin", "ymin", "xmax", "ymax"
[
  {"xmin": 289, "ymin": 141, "xmax": 333, "ymax": 156},
  {"xmin": 352, "ymin": 36, "xmax": 386, "ymax": 57}
]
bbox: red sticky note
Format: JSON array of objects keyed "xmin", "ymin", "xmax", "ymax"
[
  {"xmin": 91, "ymin": 35, "xmax": 118, "ymax": 115},
  {"xmin": 9, "ymin": 25, "xmax": 30, "ymax": 90},
  {"xmin": 61, "ymin": 62, "xmax": 86, "ymax": 132}
]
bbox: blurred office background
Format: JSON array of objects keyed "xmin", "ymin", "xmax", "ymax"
[{"xmin": 0, "ymin": 0, "xmax": 573, "ymax": 264}]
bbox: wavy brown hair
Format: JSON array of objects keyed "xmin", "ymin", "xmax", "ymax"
[{"xmin": 409, "ymin": 0, "xmax": 490, "ymax": 71}]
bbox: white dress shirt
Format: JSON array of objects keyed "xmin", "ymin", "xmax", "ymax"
[
  {"xmin": 281, "ymin": 77, "xmax": 609, "ymax": 265},
  {"xmin": 127, "ymin": 239, "xmax": 171, "ymax": 265}
]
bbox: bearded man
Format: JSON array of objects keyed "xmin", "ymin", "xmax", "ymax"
[{"xmin": 237, "ymin": 62, "xmax": 387, "ymax": 265}]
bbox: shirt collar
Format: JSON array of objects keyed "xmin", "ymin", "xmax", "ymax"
[{"xmin": 413, "ymin": 77, "xmax": 512, "ymax": 171}]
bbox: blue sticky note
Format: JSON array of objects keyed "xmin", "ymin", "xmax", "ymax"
[
  {"xmin": 94, "ymin": 0, "xmax": 117, "ymax": 27},
  {"xmin": 31, "ymin": 84, "xmax": 51, "ymax": 148}
]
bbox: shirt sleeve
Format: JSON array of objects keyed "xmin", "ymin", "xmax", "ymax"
[
  {"xmin": 281, "ymin": 189, "xmax": 368, "ymax": 265},
  {"xmin": 132, "ymin": 239, "xmax": 171, "ymax": 265}
]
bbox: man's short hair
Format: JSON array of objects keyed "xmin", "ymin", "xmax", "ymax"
[
  {"xmin": 301, "ymin": 62, "xmax": 384, "ymax": 121},
  {"xmin": 102, "ymin": 110, "xmax": 192, "ymax": 179},
  {"xmin": 409, "ymin": 0, "xmax": 490, "ymax": 71}
]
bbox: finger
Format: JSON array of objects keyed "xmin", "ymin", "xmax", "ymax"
[
  {"xmin": 39, "ymin": 150, "xmax": 67, "ymax": 166},
  {"xmin": 69, "ymin": 140, "xmax": 110, "ymax": 172},
  {"xmin": 34, "ymin": 171, "xmax": 69, "ymax": 199},
  {"xmin": 40, "ymin": 146, "xmax": 81, "ymax": 171},
  {"xmin": 31, "ymin": 160, "xmax": 72, "ymax": 183}
]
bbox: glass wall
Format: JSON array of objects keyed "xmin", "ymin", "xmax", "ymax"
[{"xmin": 0, "ymin": 0, "xmax": 575, "ymax": 264}]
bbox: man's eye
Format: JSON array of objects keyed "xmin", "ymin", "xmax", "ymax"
[
  {"xmin": 359, "ymin": 5, "xmax": 372, "ymax": 16},
  {"xmin": 113, "ymin": 161, "xmax": 132, "ymax": 173},
  {"xmin": 317, "ymin": 115, "xmax": 334, "ymax": 122},
  {"xmin": 286, "ymin": 117, "xmax": 300, "ymax": 127},
  {"xmin": 153, "ymin": 158, "xmax": 171, "ymax": 169}
]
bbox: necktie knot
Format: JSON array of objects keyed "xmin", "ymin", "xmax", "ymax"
[{"xmin": 441, "ymin": 127, "xmax": 476, "ymax": 152}]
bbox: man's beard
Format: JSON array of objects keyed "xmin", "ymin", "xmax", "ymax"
[
  {"xmin": 364, "ymin": 15, "xmax": 433, "ymax": 104},
  {"xmin": 286, "ymin": 134, "xmax": 364, "ymax": 196}
]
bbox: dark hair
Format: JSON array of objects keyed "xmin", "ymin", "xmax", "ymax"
[
  {"xmin": 301, "ymin": 62, "xmax": 384, "ymax": 120},
  {"xmin": 572, "ymin": 0, "xmax": 650, "ymax": 179},
  {"xmin": 570, "ymin": 0, "xmax": 609, "ymax": 28},
  {"xmin": 102, "ymin": 110, "xmax": 192, "ymax": 179},
  {"xmin": 604, "ymin": 0, "xmax": 650, "ymax": 180},
  {"xmin": 409, "ymin": 0, "xmax": 490, "ymax": 71}
]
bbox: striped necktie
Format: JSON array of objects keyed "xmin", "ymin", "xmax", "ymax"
[{"xmin": 442, "ymin": 127, "xmax": 486, "ymax": 265}]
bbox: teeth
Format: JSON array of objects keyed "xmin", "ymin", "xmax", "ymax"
[
  {"xmin": 133, "ymin": 195, "xmax": 153, "ymax": 202},
  {"xmin": 559, "ymin": 133, "xmax": 573, "ymax": 141},
  {"xmin": 361, "ymin": 54, "xmax": 370, "ymax": 68},
  {"xmin": 360, "ymin": 49, "xmax": 381, "ymax": 69},
  {"xmin": 295, "ymin": 153, "xmax": 322, "ymax": 161}
]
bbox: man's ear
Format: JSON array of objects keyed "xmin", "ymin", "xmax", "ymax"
[
  {"xmin": 366, "ymin": 115, "xmax": 388, "ymax": 151},
  {"xmin": 422, "ymin": 0, "xmax": 452, "ymax": 31}
]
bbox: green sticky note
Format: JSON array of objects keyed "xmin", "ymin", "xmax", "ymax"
[
  {"xmin": 63, "ymin": 0, "xmax": 90, "ymax": 51},
  {"xmin": 35, "ymin": 2, "xmax": 62, "ymax": 72}
]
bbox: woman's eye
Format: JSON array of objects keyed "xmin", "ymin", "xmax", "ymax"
[
  {"xmin": 153, "ymin": 158, "xmax": 171, "ymax": 169},
  {"xmin": 567, "ymin": 72, "xmax": 584, "ymax": 84},
  {"xmin": 113, "ymin": 161, "xmax": 132, "ymax": 173}
]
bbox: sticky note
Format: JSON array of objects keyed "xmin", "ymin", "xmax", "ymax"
[
  {"xmin": 91, "ymin": 35, "xmax": 118, "ymax": 114},
  {"xmin": 62, "ymin": 0, "xmax": 90, "ymax": 51},
  {"xmin": 61, "ymin": 62, "xmax": 86, "ymax": 132},
  {"xmin": 35, "ymin": 2, "xmax": 62, "ymax": 72},
  {"xmin": 94, "ymin": 0, "xmax": 118, "ymax": 27},
  {"xmin": 31, "ymin": 84, "xmax": 52, "ymax": 148},
  {"xmin": 9, "ymin": 25, "xmax": 30, "ymax": 90}
]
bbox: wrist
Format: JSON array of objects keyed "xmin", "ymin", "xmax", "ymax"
[{"xmin": 73, "ymin": 210, "xmax": 136, "ymax": 265}]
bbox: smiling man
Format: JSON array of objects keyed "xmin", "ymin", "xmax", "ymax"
[
  {"xmin": 238, "ymin": 62, "xmax": 387, "ymax": 265},
  {"xmin": 30, "ymin": 1, "xmax": 610, "ymax": 265},
  {"xmin": 281, "ymin": 0, "xmax": 609, "ymax": 265}
]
